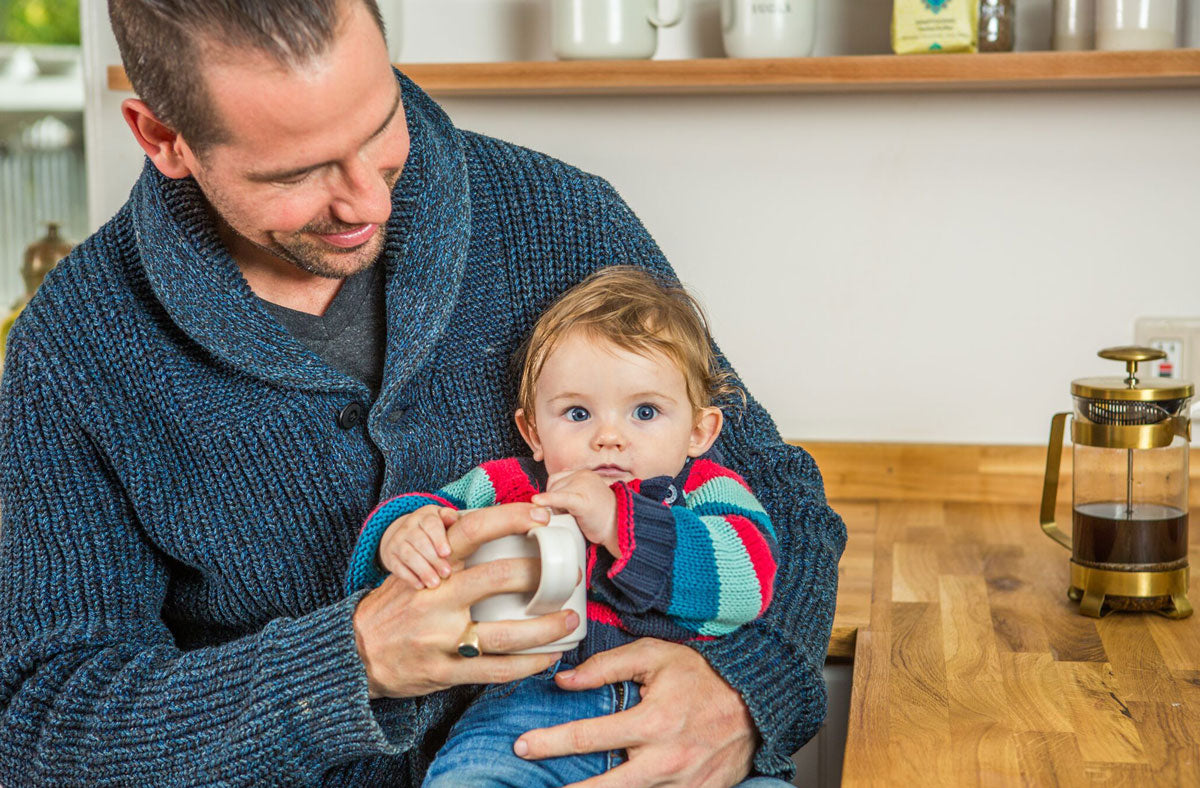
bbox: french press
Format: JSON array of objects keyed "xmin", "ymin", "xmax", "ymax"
[{"xmin": 1041, "ymin": 346, "xmax": 1193, "ymax": 618}]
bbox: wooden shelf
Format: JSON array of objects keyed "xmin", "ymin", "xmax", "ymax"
[{"xmin": 108, "ymin": 49, "xmax": 1200, "ymax": 96}]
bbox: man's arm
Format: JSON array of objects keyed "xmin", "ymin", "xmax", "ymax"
[{"xmin": 0, "ymin": 340, "xmax": 407, "ymax": 785}]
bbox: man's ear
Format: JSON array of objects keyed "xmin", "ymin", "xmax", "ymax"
[
  {"xmin": 514, "ymin": 409, "xmax": 545, "ymax": 462},
  {"xmin": 121, "ymin": 98, "xmax": 196, "ymax": 180},
  {"xmin": 687, "ymin": 406, "xmax": 724, "ymax": 458}
]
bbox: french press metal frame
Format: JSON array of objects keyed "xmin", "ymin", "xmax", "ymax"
[{"xmin": 1040, "ymin": 347, "xmax": 1193, "ymax": 619}]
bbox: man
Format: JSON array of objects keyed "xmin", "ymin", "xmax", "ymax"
[{"xmin": 0, "ymin": 0, "xmax": 845, "ymax": 785}]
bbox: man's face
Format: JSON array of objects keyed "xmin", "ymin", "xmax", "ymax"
[{"xmin": 184, "ymin": 2, "xmax": 409, "ymax": 278}]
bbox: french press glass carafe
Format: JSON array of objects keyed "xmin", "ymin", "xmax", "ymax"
[{"xmin": 1041, "ymin": 346, "xmax": 1193, "ymax": 618}]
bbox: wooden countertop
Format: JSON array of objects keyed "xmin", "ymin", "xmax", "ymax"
[{"xmin": 817, "ymin": 443, "xmax": 1200, "ymax": 785}]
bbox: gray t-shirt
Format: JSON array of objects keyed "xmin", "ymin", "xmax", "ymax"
[{"xmin": 259, "ymin": 262, "xmax": 386, "ymax": 395}]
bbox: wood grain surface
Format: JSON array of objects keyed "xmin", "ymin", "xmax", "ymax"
[
  {"xmin": 836, "ymin": 499, "xmax": 1200, "ymax": 786},
  {"xmin": 815, "ymin": 443, "xmax": 1200, "ymax": 783},
  {"xmin": 806, "ymin": 441, "xmax": 1200, "ymax": 506}
]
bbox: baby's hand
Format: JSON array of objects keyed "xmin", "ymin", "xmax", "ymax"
[
  {"xmin": 532, "ymin": 470, "xmax": 620, "ymax": 558},
  {"xmin": 378, "ymin": 504, "xmax": 459, "ymax": 590}
]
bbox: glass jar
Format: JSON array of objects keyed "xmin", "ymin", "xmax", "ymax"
[{"xmin": 979, "ymin": 0, "xmax": 1015, "ymax": 51}]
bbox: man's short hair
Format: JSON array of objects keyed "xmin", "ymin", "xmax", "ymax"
[
  {"xmin": 516, "ymin": 266, "xmax": 741, "ymax": 423},
  {"xmin": 109, "ymin": 0, "xmax": 386, "ymax": 153}
]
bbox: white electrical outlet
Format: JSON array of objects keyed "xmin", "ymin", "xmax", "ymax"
[
  {"xmin": 1135, "ymin": 318, "xmax": 1200, "ymax": 383},
  {"xmin": 1149, "ymin": 338, "xmax": 1183, "ymax": 379}
]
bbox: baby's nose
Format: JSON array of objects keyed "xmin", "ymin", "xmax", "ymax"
[{"xmin": 592, "ymin": 423, "xmax": 625, "ymax": 448}]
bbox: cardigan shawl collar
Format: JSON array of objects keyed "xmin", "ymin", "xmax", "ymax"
[{"xmin": 129, "ymin": 71, "xmax": 470, "ymax": 401}]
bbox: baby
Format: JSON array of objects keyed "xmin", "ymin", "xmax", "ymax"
[{"xmin": 346, "ymin": 266, "xmax": 778, "ymax": 787}]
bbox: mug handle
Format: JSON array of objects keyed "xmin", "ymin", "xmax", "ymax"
[
  {"xmin": 650, "ymin": 0, "xmax": 686, "ymax": 28},
  {"xmin": 524, "ymin": 525, "xmax": 582, "ymax": 616}
]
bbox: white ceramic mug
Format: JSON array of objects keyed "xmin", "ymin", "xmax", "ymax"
[
  {"xmin": 1183, "ymin": 0, "xmax": 1200, "ymax": 46},
  {"xmin": 721, "ymin": 0, "xmax": 818, "ymax": 58},
  {"xmin": 1053, "ymin": 0, "xmax": 1095, "ymax": 51},
  {"xmin": 1096, "ymin": 0, "xmax": 1178, "ymax": 50},
  {"xmin": 552, "ymin": 0, "xmax": 686, "ymax": 60},
  {"xmin": 464, "ymin": 512, "xmax": 587, "ymax": 654}
]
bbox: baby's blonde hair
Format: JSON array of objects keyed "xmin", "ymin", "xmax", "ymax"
[{"xmin": 516, "ymin": 266, "xmax": 740, "ymax": 423}]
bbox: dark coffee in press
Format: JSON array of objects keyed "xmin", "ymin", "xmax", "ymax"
[{"xmin": 1073, "ymin": 501, "xmax": 1189, "ymax": 571}]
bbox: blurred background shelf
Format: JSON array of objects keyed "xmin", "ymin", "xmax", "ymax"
[
  {"xmin": 1, "ymin": 45, "xmax": 83, "ymax": 114},
  {"xmin": 108, "ymin": 49, "xmax": 1200, "ymax": 96}
]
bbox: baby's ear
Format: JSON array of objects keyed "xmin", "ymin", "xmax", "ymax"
[
  {"xmin": 687, "ymin": 407, "xmax": 723, "ymax": 458},
  {"xmin": 514, "ymin": 409, "xmax": 545, "ymax": 462}
]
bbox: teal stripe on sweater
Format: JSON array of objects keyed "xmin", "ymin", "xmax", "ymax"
[
  {"xmin": 686, "ymin": 476, "xmax": 769, "ymax": 515},
  {"xmin": 667, "ymin": 509, "xmax": 719, "ymax": 631},
  {"xmin": 692, "ymin": 501, "xmax": 773, "ymax": 539},
  {"xmin": 688, "ymin": 477, "xmax": 775, "ymax": 539},
  {"xmin": 696, "ymin": 515, "xmax": 763, "ymax": 636},
  {"xmin": 438, "ymin": 466, "xmax": 498, "ymax": 510}
]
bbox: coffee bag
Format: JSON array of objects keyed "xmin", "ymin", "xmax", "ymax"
[{"xmin": 892, "ymin": 0, "xmax": 979, "ymax": 54}]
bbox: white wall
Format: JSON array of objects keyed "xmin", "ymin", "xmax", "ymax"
[{"xmin": 80, "ymin": 0, "xmax": 1200, "ymax": 444}]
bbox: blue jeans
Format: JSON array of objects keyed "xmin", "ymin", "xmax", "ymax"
[
  {"xmin": 422, "ymin": 661, "xmax": 793, "ymax": 788},
  {"xmin": 423, "ymin": 661, "xmax": 639, "ymax": 787}
]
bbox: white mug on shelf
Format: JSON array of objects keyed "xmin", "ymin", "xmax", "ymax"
[
  {"xmin": 1096, "ymin": 0, "xmax": 1179, "ymax": 51},
  {"xmin": 464, "ymin": 512, "xmax": 587, "ymax": 654},
  {"xmin": 1053, "ymin": 0, "xmax": 1095, "ymax": 51},
  {"xmin": 720, "ymin": 0, "xmax": 818, "ymax": 58},
  {"xmin": 552, "ymin": 0, "xmax": 686, "ymax": 60},
  {"xmin": 1184, "ymin": 0, "xmax": 1200, "ymax": 47}
]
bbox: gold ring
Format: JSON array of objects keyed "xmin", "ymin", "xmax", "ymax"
[{"xmin": 456, "ymin": 621, "xmax": 481, "ymax": 658}]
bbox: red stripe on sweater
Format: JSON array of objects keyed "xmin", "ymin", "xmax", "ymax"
[
  {"xmin": 608, "ymin": 482, "xmax": 636, "ymax": 575},
  {"xmin": 359, "ymin": 493, "xmax": 457, "ymax": 535},
  {"xmin": 726, "ymin": 514, "xmax": 776, "ymax": 614},
  {"xmin": 587, "ymin": 600, "xmax": 625, "ymax": 629},
  {"xmin": 683, "ymin": 458, "xmax": 753, "ymax": 496},
  {"xmin": 588, "ymin": 599, "xmax": 715, "ymax": 642},
  {"xmin": 585, "ymin": 544, "xmax": 598, "ymax": 591},
  {"xmin": 480, "ymin": 458, "xmax": 540, "ymax": 504}
]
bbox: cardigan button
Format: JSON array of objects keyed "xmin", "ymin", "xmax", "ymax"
[{"xmin": 337, "ymin": 401, "xmax": 365, "ymax": 430}]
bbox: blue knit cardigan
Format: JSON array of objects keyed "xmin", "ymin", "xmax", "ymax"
[{"xmin": 0, "ymin": 72, "xmax": 845, "ymax": 786}]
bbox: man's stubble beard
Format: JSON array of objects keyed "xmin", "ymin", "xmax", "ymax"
[
  {"xmin": 260, "ymin": 223, "xmax": 388, "ymax": 279},
  {"xmin": 200, "ymin": 171, "xmax": 399, "ymax": 280}
]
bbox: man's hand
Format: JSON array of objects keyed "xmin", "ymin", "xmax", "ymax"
[
  {"xmin": 514, "ymin": 639, "xmax": 758, "ymax": 788},
  {"xmin": 353, "ymin": 503, "xmax": 579, "ymax": 699},
  {"xmin": 532, "ymin": 470, "xmax": 620, "ymax": 558}
]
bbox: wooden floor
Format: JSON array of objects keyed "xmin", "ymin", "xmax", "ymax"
[{"xmin": 833, "ymin": 498, "xmax": 1200, "ymax": 786}]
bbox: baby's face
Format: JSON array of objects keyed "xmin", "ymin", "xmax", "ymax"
[{"xmin": 519, "ymin": 332, "xmax": 719, "ymax": 482}]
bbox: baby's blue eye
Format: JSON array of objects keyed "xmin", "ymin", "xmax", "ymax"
[
  {"xmin": 635, "ymin": 405, "xmax": 658, "ymax": 421},
  {"xmin": 566, "ymin": 406, "xmax": 590, "ymax": 422}
]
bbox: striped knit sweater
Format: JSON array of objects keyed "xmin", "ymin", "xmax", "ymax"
[
  {"xmin": 346, "ymin": 456, "xmax": 778, "ymax": 653},
  {"xmin": 0, "ymin": 71, "xmax": 845, "ymax": 786}
]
